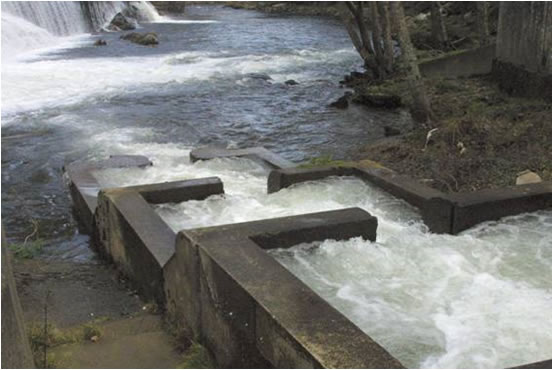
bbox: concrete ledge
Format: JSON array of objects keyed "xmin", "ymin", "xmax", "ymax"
[
  {"xmin": 94, "ymin": 177, "xmax": 224, "ymax": 304},
  {"xmin": 511, "ymin": 359, "xmax": 553, "ymax": 369},
  {"xmin": 448, "ymin": 181, "xmax": 552, "ymax": 234},
  {"xmin": 419, "ymin": 44, "xmax": 496, "ymax": 78},
  {"xmin": 190, "ymin": 146, "xmax": 295, "ymax": 169},
  {"xmin": 267, "ymin": 166, "xmax": 552, "ymax": 235},
  {"xmin": 165, "ymin": 208, "xmax": 403, "ymax": 368},
  {"xmin": 64, "ymin": 155, "xmax": 152, "ymax": 234},
  {"xmin": 268, "ymin": 166, "xmax": 453, "ymax": 234}
]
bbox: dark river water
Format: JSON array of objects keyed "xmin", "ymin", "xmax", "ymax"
[{"xmin": 1, "ymin": 5, "xmax": 408, "ymax": 256}]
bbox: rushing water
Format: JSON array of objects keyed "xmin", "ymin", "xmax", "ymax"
[
  {"xmin": 1, "ymin": 3, "xmax": 551, "ymax": 368},
  {"xmin": 1, "ymin": 4, "xmax": 411, "ymax": 246},
  {"xmin": 94, "ymin": 155, "xmax": 552, "ymax": 368}
]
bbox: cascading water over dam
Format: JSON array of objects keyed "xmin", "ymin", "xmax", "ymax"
[{"xmin": 1, "ymin": 1, "xmax": 160, "ymax": 58}]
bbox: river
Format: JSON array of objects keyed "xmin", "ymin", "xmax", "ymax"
[{"xmin": 1, "ymin": 3, "xmax": 550, "ymax": 368}]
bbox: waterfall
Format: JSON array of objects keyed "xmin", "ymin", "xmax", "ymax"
[
  {"xmin": 1, "ymin": 1, "xmax": 89, "ymax": 36},
  {"xmin": 1, "ymin": 1, "xmax": 162, "ymax": 58}
]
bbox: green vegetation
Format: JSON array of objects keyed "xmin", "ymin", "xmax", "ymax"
[
  {"xmin": 298, "ymin": 155, "xmax": 351, "ymax": 168},
  {"xmin": 8, "ymin": 238, "xmax": 44, "ymax": 259},
  {"xmin": 177, "ymin": 342, "xmax": 216, "ymax": 369},
  {"xmin": 27, "ymin": 320, "xmax": 106, "ymax": 368}
]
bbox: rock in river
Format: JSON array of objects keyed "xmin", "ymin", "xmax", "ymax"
[
  {"xmin": 107, "ymin": 12, "xmax": 136, "ymax": 31},
  {"xmin": 120, "ymin": 32, "xmax": 159, "ymax": 46}
]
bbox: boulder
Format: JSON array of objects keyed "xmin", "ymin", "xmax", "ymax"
[
  {"xmin": 329, "ymin": 92, "xmax": 352, "ymax": 109},
  {"xmin": 107, "ymin": 12, "xmax": 136, "ymax": 31},
  {"xmin": 120, "ymin": 32, "xmax": 159, "ymax": 46},
  {"xmin": 516, "ymin": 170, "xmax": 542, "ymax": 185},
  {"xmin": 285, "ymin": 79, "xmax": 299, "ymax": 86},
  {"xmin": 94, "ymin": 39, "xmax": 107, "ymax": 46},
  {"xmin": 352, "ymin": 93, "xmax": 402, "ymax": 109}
]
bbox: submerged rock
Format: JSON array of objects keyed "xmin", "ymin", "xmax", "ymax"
[
  {"xmin": 244, "ymin": 73, "xmax": 272, "ymax": 81},
  {"xmin": 120, "ymin": 32, "xmax": 159, "ymax": 46},
  {"xmin": 107, "ymin": 12, "xmax": 136, "ymax": 31},
  {"xmin": 353, "ymin": 92, "xmax": 402, "ymax": 109},
  {"xmin": 284, "ymin": 79, "xmax": 299, "ymax": 86}
]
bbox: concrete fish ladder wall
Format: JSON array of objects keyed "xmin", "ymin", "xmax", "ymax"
[{"xmin": 65, "ymin": 146, "xmax": 552, "ymax": 368}]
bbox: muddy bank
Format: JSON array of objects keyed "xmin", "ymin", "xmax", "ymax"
[{"xmin": 350, "ymin": 75, "xmax": 551, "ymax": 193}]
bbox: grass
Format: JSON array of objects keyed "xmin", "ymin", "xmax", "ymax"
[
  {"xmin": 298, "ymin": 155, "xmax": 351, "ymax": 168},
  {"xmin": 8, "ymin": 238, "xmax": 44, "ymax": 259},
  {"xmin": 177, "ymin": 342, "xmax": 216, "ymax": 369},
  {"xmin": 27, "ymin": 320, "xmax": 105, "ymax": 368}
]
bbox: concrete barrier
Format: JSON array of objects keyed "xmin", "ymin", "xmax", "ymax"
[
  {"xmin": 1, "ymin": 229, "xmax": 35, "ymax": 368},
  {"xmin": 64, "ymin": 155, "xmax": 152, "ymax": 234},
  {"xmin": 94, "ymin": 177, "xmax": 224, "ymax": 304},
  {"xmin": 511, "ymin": 359, "xmax": 553, "ymax": 369},
  {"xmin": 268, "ymin": 166, "xmax": 454, "ymax": 234},
  {"xmin": 164, "ymin": 208, "xmax": 402, "ymax": 368},
  {"xmin": 267, "ymin": 166, "xmax": 552, "ymax": 235},
  {"xmin": 448, "ymin": 181, "xmax": 552, "ymax": 234},
  {"xmin": 419, "ymin": 44, "xmax": 496, "ymax": 78},
  {"xmin": 190, "ymin": 146, "xmax": 295, "ymax": 169}
]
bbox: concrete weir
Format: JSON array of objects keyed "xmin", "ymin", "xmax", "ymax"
[{"xmin": 64, "ymin": 147, "xmax": 552, "ymax": 368}]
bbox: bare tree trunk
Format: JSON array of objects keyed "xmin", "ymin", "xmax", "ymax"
[
  {"xmin": 390, "ymin": 1, "xmax": 433, "ymax": 124},
  {"xmin": 368, "ymin": 2, "xmax": 386, "ymax": 78},
  {"xmin": 431, "ymin": 1, "xmax": 449, "ymax": 48},
  {"xmin": 379, "ymin": 2, "xmax": 394, "ymax": 74},
  {"xmin": 341, "ymin": 2, "xmax": 376, "ymax": 74},
  {"xmin": 476, "ymin": 2, "xmax": 489, "ymax": 46}
]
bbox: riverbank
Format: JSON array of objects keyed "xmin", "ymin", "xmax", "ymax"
[
  {"xmin": 344, "ymin": 73, "xmax": 552, "ymax": 193},
  {"xmin": 223, "ymin": 2, "xmax": 340, "ymax": 17}
]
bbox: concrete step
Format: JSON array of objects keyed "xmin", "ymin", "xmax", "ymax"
[{"xmin": 50, "ymin": 314, "xmax": 183, "ymax": 369}]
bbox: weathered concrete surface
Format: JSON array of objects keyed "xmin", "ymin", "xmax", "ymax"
[
  {"xmin": 493, "ymin": 2, "xmax": 552, "ymax": 98},
  {"xmin": 268, "ymin": 166, "xmax": 453, "ymax": 234},
  {"xmin": 50, "ymin": 314, "xmax": 185, "ymax": 369},
  {"xmin": 1, "ymin": 230, "xmax": 35, "ymax": 368},
  {"xmin": 511, "ymin": 359, "xmax": 553, "ymax": 369},
  {"xmin": 95, "ymin": 177, "xmax": 224, "ymax": 304},
  {"xmin": 190, "ymin": 146, "xmax": 294, "ymax": 170},
  {"xmin": 448, "ymin": 181, "xmax": 552, "ymax": 234},
  {"xmin": 165, "ymin": 208, "xmax": 403, "ymax": 368},
  {"xmin": 419, "ymin": 44, "xmax": 496, "ymax": 78},
  {"xmin": 64, "ymin": 155, "xmax": 152, "ymax": 234},
  {"xmin": 267, "ymin": 166, "xmax": 552, "ymax": 235}
]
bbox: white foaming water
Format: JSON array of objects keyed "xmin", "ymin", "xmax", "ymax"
[
  {"xmin": 270, "ymin": 211, "xmax": 552, "ymax": 368},
  {"xmin": 94, "ymin": 156, "xmax": 551, "ymax": 369},
  {"xmin": 1, "ymin": 46, "xmax": 356, "ymax": 120},
  {"xmin": 1, "ymin": 12, "xmax": 61, "ymax": 59}
]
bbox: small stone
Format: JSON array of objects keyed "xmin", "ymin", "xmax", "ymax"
[{"xmin": 516, "ymin": 170, "xmax": 542, "ymax": 185}]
